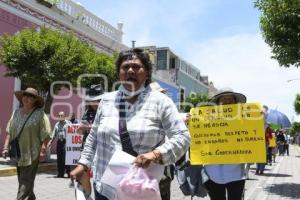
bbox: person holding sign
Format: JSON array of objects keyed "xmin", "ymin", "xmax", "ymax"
[
  {"xmin": 204, "ymin": 90, "xmax": 247, "ymax": 200},
  {"xmin": 70, "ymin": 48, "xmax": 190, "ymax": 200}
]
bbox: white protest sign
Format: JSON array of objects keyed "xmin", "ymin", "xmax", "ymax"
[{"xmin": 65, "ymin": 124, "xmax": 83, "ymax": 165}]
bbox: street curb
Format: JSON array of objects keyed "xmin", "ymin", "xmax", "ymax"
[{"xmin": 0, "ymin": 162, "xmax": 56, "ymax": 177}]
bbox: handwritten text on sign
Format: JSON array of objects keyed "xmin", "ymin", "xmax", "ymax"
[
  {"xmin": 189, "ymin": 103, "xmax": 266, "ymax": 165},
  {"xmin": 65, "ymin": 124, "xmax": 83, "ymax": 165}
]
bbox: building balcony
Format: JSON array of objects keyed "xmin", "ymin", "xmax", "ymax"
[{"xmin": 53, "ymin": 0, "xmax": 123, "ymax": 43}]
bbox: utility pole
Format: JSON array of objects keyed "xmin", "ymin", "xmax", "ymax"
[{"xmin": 131, "ymin": 40, "xmax": 136, "ymax": 48}]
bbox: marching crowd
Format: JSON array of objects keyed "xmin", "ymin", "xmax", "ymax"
[{"xmin": 1, "ymin": 49, "xmax": 289, "ymax": 200}]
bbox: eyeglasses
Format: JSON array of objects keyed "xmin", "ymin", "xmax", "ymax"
[{"xmin": 120, "ymin": 63, "xmax": 144, "ymax": 72}]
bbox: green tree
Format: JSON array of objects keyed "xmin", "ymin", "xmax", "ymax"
[
  {"xmin": 0, "ymin": 27, "xmax": 116, "ymax": 112},
  {"xmin": 289, "ymin": 122, "xmax": 300, "ymax": 137},
  {"xmin": 255, "ymin": 0, "xmax": 300, "ymax": 67},
  {"xmin": 294, "ymin": 94, "xmax": 300, "ymax": 114},
  {"xmin": 181, "ymin": 93, "xmax": 209, "ymax": 113}
]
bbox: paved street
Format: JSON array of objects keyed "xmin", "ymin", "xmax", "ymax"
[{"xmin": 0, "ymin": 145, "xmax": 299, "ymax": 200}]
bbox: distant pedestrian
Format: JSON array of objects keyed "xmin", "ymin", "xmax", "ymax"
[
  {"xmin": 2, "ymin": 87, "xmax": 51, "ymax": 200},
  {"xmin": 48, "ymin": 111, "xmax": 71, "ymax": 178},
  {"xmin": 266, "ymin": 124, "xmax": 273, "ymax": 165},
  {"xmin": 69, "ymin": 112, "xmax": 79, "ymax": 124},
  {"xmin": 277, "ymin": 130, "xmax": 285, "ymax": 156},
  {"xmin": 284, "ymin": 133, "xmax": 290, "ymax": 156},
  {"xmin": 271, "ymin": 132, "xmax": 277, "ymax": 163}
]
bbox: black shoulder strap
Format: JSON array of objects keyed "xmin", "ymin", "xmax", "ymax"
[
  {"xmin": 118, "ymin": 96, "xmax": 138, "ymax": 157},
  {"xmin": 15, "ymin": 107, "xmax": 37, "ymax": 140}
]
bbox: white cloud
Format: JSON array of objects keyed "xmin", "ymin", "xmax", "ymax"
[
  {"xmin": 185, "ymin": 33, "xmax": 300, "ymax": 122},
  {"xmin": 81, "ymin": 0, "xmax": 217, "ymax": 48}
]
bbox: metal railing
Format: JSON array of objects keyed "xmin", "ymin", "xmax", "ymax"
[{"xmin": 55, "ymin": 0, "xmax": 122, "ymax": 42}]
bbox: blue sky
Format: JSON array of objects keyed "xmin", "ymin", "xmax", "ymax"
[{"xmin": 75, "ymin": 0, "xmax": 300, "ymax": 122}]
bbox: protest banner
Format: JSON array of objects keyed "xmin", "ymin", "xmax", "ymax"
[
  {"xmin": 65, "ymin": 124, "xmax": 83, "ymax": 165},
  {"xmin": 189, "ymin": 103, "xmax": 266, "ymax": 165}
]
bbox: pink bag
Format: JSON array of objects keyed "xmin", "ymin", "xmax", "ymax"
[{"xmin": 117, "ymin": 166, "xmax": 161, "ymax": 200}]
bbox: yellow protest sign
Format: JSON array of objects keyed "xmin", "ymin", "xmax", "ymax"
[{"xmin": 189, "ymin": 103, "xmax": 266, "ymax": 165}]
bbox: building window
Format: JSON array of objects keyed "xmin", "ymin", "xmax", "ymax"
[
  {"xmin": 157, "ymin": 50, "xmax": 167, "ymax": 70},
  {"xmin": 180, "ymin": 88, "xmax": 185, "ymax": 103},
  {"xmin": 170, "ymin": 58, "xmax": 176, "ymax": 69}
]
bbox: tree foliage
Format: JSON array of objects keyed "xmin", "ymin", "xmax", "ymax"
[
  {"xmin": 255, "ymin": 0, "xmax": 300, "ymax": 67},
  {"xmin": 289, "ymin": 122, "xmax": 300, "ymax": 136},
  {"xmin": 182, "ymin": 93, "xmax": 209, "ymax": 113},
  {"xmin": 294, "ymin": 94, "xmax": 300, "ymax": 114},
  {"xmin": 0, "ymin": 27, "xmax": 117, "ymax": 111}
]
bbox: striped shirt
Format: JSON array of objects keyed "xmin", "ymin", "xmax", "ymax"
[{"xmin": 78, "ymin": 87, "xmax": 190, "ymax": 199}]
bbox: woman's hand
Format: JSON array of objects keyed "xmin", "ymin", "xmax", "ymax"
[
  {"xmin": 70, "ymin": 164, "xmax": 86, "ymax": 182},
  {"xmin": 77, "ymin": 122, "xmax": 91, "ymax": 134},
  {"xmin": 70, "ymin": 164, "xmax": 91, "ymax": 196},
  {"xmin": 39, "ymin": 147, "xmax": 47, "ymax": 162},
  {"xmin": 2, "ymin": 148, "xmax": 9, "ymax": 159},
  {"xmin": 133, "ymin": 150, "xmax": 162, "ymax": 168}
]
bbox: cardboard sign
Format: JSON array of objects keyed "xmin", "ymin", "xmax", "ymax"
[
  {"xmin": 189, "ymin": 103, "xmax": 266, "ymax": 165},
  {"xmin": 65, "ymin": 124, "xmax": 83, "ymax": 165}
]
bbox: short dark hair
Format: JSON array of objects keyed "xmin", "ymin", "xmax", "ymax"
[{"xmin": 116, "ymin": 48, "xmax": 152, "ymax": 86}]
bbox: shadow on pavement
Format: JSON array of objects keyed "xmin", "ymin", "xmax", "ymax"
[
  {"xmin": 261, "ymin": 173, "xmax": 291, "ymax": 177},
  {"xmin": 264, "ymin": 183, "xmax": 300, "ymax": 199},
  {"xmin": 246, "ymin": 178, "xmax": 259, "ymax": 181},
  {"xmin": 249, "ymin": 167, "xmax": 271, "ymax": 171},
  {"xmin": 295, "ymin": 156, "xmax": 300, "ymax": 158}
]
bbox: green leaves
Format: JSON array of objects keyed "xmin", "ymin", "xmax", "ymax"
[
  {"xmin": 289, "ymin": 122, "xmax": 300, "ymax": 136},
  {"xmin": 181, "ymin": 93, "xmax": 209, "ymax": 112},
  {"xmin": 255, "ymin": 0, "xmax": 300, "ymax": 67},
  {"xmin": 0, "ymin": 27, "xmax": 117, "ymax": 112},
  {"xmin": 0, "ymin": 27, "xmax": 116, "ymax": 93}
]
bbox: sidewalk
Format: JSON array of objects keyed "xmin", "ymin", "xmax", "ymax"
[
  {"xmin": 0, "ymin": 154, "xmax": 57, "ymax": 177},
  {"xmin": 245, "ymin": 144, "xmax": 300, "ymax": 200},
  {"xmin": 0, "ymin": 146, "xmax": 299, "ymax": 199}
]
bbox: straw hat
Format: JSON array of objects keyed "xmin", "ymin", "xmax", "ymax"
[
  {"xmin": 15, "ymin": 87, "xmax": 44, "ymax": 108},
  {"xmin": 209, "ymin": 90, "xmax": 246, "ymax": 104}
]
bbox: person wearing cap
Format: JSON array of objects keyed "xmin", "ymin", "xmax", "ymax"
[
  {"xmin": 48, "ymin": 111, "xmax": 71, "ymax": 178},
  {"xmin": 70, "ymin": 48, "xmax": 190, "ymax": 200},
  {"xmin": 79, "ymin": 84, "xmax": 104, "ymax": 149},
  {"xmin": 204, "ymin": 90, "xmax": 247, "ymax": 200},
  {"xmin": 2, "ymin": 87, "xmax": 51, "ymax": 200}
]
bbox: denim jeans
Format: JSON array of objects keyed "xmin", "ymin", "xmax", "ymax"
[{"xmin": 256, "ymin": 163, "xmax": 265, "ymax": 173}]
